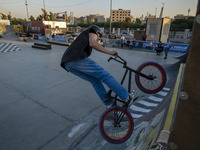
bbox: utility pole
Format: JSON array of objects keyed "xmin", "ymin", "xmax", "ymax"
[
  {"xmin": 155, "ymin": 7, "xmax": 157, "ymax": 18},
  {"xmin": 25, "ymin": 0, "xmax": 29, "ymax": 21},
  {"xmin": 159, "ymin": 3, "xmax": 165, "ymax": 18},
  {"xmin": 109, "ymin": 0, "xmax": 112, "ymax": 35},
  {"xmin": 43, "ymin": 0, "xmax": 46, "ymax": 20},
  {"xmin": 188, "ymin": 8, "xmax": 191, "ymax": 16},
  {"xmin": 43, "ymin": 0, "xmax": 46, "ymax": 12}
]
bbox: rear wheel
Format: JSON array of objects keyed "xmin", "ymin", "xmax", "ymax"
[
  {"xmin": 135, "ymin": 62, "xmax": 167, "ymax": 94},
  {"xmin": 99, "ymin": 106, "xmax": 134, "ymax": 144}
]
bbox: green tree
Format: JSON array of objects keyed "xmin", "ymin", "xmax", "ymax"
[
  {"xmin": 125, "ymin": 17, "xmax": 131, "ymax": 23},
  {"xmin": 30, "ymin": 15, "xmax": 35, "ymax": 21},
  {"xmin": 2, "ymin": 14, "xmax": 7, "ymax": 20},
  {"xmin": 136, "ymin": 18, "xmax": 141, "ymax": 24},
  {"xmin": 11, "ymin": 17, "xmax": 26, "ymax": 25},
  {"xmin": 42, "ymin": 9, "xmax": 48, "ymax": 20},
  {"xmin": 49, "ymin": 12, "xmax": 54, "ymax": 21},
  {"xmin": 8, "ymin": 15, "xmax": 12, "ymax": 20},
  {"xmin": 171, "ymin": 18, "xmax": 194, "ymax": 30}
]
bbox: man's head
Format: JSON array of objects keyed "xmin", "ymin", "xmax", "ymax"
[{"xmin": 89, "ymin": 25, "xmax": 103, "ymax": 38}]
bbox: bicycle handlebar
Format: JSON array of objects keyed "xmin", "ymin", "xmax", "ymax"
[{"xmin": 108, "ymin": 55, "xmax": 127, "ymax": 66}]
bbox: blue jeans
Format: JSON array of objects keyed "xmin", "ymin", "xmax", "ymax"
[
  {"xmin": 64, "ymin": 58, "xmax": 129, "ymax": 105},
  {"xmin": 164, "ymin": 47, "xmax": 169, "ymax": 58}
]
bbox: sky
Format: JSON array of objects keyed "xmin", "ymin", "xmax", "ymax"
[{"xmin": 0, "ymin": 0, "xmax": 198, "ymax": 19}]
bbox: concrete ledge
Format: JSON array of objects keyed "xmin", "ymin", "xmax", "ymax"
[
  {"xmin": 47, "ymin": 40, "xmax": 71, "ymax": 46},
  {"xmin": 18, "ymin": 37, "xmax": 33, "ymax": 41}
]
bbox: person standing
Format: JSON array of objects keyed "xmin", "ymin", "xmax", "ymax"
[
  {"xmin": 121, "ymin": 35, "xmax": 125, "ymax": 48},
  {"xmin": 164, "ymin": 38, "xmax": 172, "ymax": 59}
]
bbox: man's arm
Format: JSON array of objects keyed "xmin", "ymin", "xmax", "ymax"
[{"xmin": 89, "ymin": 33, "xmax": 117, "ymax": 56}]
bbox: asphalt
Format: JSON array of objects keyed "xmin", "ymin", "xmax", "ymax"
[{"xmin": 0, "ymin": 36, "xmax": 182, "ymax": 150}]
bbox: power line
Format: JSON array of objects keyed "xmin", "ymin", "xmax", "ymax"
[
  {"xmin": 0, "ymin": 0, "xmax": 24, "ymax": 4},
  {"xmin": 43, "ymin": 0, "xmax": 93, "ymax": 9}
]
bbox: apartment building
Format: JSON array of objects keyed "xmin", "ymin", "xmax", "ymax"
[{"xmin": 111, "ymin": 9, "xmax": 131, "ymax": 22}]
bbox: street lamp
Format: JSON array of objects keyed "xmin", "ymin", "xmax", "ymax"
[{"xmin": 43, "ymin": 0, "xmax": 46, "ymax": 20}]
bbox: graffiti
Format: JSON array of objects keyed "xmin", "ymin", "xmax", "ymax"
[{"xmin": 126, "ymin": 110, "xmax": 166, "ymax": 150}]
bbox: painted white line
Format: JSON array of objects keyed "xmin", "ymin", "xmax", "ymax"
[
  {"xmin": 137, "ymin": 100, "xmax": 158, "ymax": 107},
  {"xmin": 163, "ymin": 87, "xmax": 170, "ymax": 91},
  {"xmin": 68, "ymin": 123, "xmax": 87, "ymax": 138},
  {"xmin": 131, "ymin": 113, "xmax": 143, "ymax": 119},
  {"xmin": 148, "ymin": 96, "xmax": 163, "ymax": 102},
  {"xmin": 156, "ymin": 91, "xmax": 168, "ymax": 96},
  {"xmin": 130, "ymin": 105, "xmax": 151, "ymax": 113}
]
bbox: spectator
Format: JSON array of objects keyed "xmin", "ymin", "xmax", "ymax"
[
  {"xmin": 126, "ymin": 39, "xmax": 131, "ymax": 47},
  {"xmin": 52, "ymin": 33, "xmax": 56, "ymax": 40},
  {"xmin": 27, "ymin": 31, "xmax": 30, "ymax": 37},
  {"xmin": 121, "ymin": 35, "xmax": 125, "ymax": 48},
  {"xmin": 164, "ymin": 38, "xmax": 172, "ymax": 59},
  {"xmin": 142, "ymin": 34, "xmax": 147, "ymax": 41},
  {"xmin": 113, "ymin": 33, "xmax": 117, "ymax": 39},
  {"xmin": 146, "ymin": 41, "xmax": 153, "ymax": 50},
  {"xmin": 130, "ymin": 38, "xmax": 136, "ymax": 49},
  {"xmin": 155, "ymin": 41, "xmax": 164, "ymax": 55},
  {"xmin": 132, "ymin": 39, "xmax": 136, "ymax": 47}
]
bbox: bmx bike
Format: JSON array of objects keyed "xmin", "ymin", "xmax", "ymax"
[{"xmin": 99, "ymin": 55, "xmax": 167, "ymax": 144}]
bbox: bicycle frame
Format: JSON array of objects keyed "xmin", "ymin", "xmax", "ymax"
[{"xmin": 106, "ymin": 56, "xmax": 146, "ymax": 105}]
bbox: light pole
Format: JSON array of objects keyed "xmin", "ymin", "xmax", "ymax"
[
  {"xmin": 109, "ymin": 0, "xmax": 112, "ymax": 35},
  {"xmin": 25, "ymin": 0, "xmax": 29, "ymax": 21},
  {"xmin": 43, "ymin": 0, "xmax": 46, "ymax": 20},
  {"xmin": 43, "ymin": 0, "xmax": 46, "ymax": 11}
]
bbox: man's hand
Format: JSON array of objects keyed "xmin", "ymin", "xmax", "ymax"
[{"xmin": 110, "ymin": 51, "xmax": 118, "ymax": 58}]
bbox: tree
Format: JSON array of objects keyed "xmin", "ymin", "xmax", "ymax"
[
  {"xmin": 11, "ymin": 17, "xmax": 26, "ymax": 25},
  {"xmin": 8, "ymin": 15, "xmax": 12, "ymax": 20},
  {"xmin": 41, "ymin": 9, "xmax": 48, "ymax": 20},
  {"xmin": 30, "ymin": 15, "xmax": 35, "ymax": 21},
  {"xmin": 125, "ymin": 17, "xmax": 131, "ymax": 23},
  {"xmin": 2, "ymin": 14, "xmax": 7, "ymax": 20},
  {"xmin": 48, "ymin": 12, "xmax": 54, "ymax": 21},
  {"xmin": 170, "ymin": 18, "xmax": 194, "ymax": 30},
  {"xmin": 136, "ymin": 18, "xmax": 141, "ymax": 24}
]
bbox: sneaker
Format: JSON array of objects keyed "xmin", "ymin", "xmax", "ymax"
[
  {"xmin": 123, "ymin": 90, "xmax": 137, "ymax": 108},
  {"xmin": 105, "ymin": 99, "xmax": 114, "ymax": 109},
  {"xmin": 106, "ymin": 103, "xmax": 113, "ymax": 109}
]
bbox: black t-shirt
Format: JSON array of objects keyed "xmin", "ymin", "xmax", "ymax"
[{"xmin": 60, "ymin": 29, "xmax": 92, "ymax": 70}]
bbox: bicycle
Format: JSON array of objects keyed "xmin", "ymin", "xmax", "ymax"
[{"xmin": 99, "ymin": 55, "xmax": 167, "ymax": 144}]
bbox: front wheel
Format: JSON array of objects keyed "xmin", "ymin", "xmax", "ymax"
[
  {"xmin": 99, "ymin": 106, "xmax": 134, "ymax": 144},
  {"xmin": 135, "ymin": 62, "xmax": 167, "ymax": 94}
]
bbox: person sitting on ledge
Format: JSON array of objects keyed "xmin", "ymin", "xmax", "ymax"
[
  {"xmin": 155, "ymin": 41, "xmax": 164, "ymax": 55},
  {"xmin": 146, "ymin": 41, "xmax": 153, "ymax": 50}
]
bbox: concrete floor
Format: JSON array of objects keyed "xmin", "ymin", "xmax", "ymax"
[{"xmin": 0, "ymin": 36, "xmax": 181, "ymax": 150}]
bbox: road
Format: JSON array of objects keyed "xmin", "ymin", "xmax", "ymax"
[{"xmin": 0, "ymin": 36, "xmax": 181, "ymax": 150}]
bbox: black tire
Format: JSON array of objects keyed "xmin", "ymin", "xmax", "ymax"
[
  {"xmin": 99, "ymin": 106, "xmax": 134, "ymax": 144},
  {"xmin": 135, "ymin": 62, "xmax": 167, "ymax": 94}
]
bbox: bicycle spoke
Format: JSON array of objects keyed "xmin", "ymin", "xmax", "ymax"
[{"xmin": 102, "ymin": 109, "xmax": 132, "ymax": 141}]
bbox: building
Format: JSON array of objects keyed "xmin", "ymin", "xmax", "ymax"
[
  {"xmin": 77, "ymin": 14, "xmax": 105, "ymax": 24},
  {"xmin": 53, "ymin": 12, "xmax": 68, "ymax": 21},
  {"xmin": 145, "ymin": 14, "xmax": 156, "ymax": 20},
  {"xmin": 96, "ymin": 16, "xmax": 105, "ymax": 22},
  {"xmin": 111, "ymin": 9, "xmax": 131, "ymax": 22},
  {"xmin": 67, "ymin": 12, "xmax": 75, "ymax": 25}
]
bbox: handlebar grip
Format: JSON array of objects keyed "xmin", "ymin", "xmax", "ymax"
[{"xmin": 113, "ymin": 52, "xmax": 118, "ymax": 56}]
